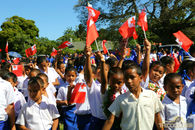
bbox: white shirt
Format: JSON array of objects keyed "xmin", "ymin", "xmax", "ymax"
[
  {"xmin": 22, "ymin": 78, "xmax": 29, "ymax": 98},
  {"xmin": 45, "ymin": 83, "xmax": 57, "ymax": 106},
  {"xmin": 108, "ymin": 89, "xmax": 163, "ymax": 130},
  {"xmin": 186, "ymin": 114, "xmax": 195, "ymax": 130},
  {"xmin": 75, "ymin": 73, "xmax": 85, "ymax": 84},
  {"xmin": 56, "ymin": 73, "xmax": 65, "ymax": 90},
  {"xmin": 160, "ymin": 95, "xmax": 187, "ymax": 130},
  {"xmin": 87, "ymin": 80, "xmax": 107, "ymax": 120},
  {"xmin": 40, "ymin": 67, "xmax": 58, "ymax": 84},
  {"xmin": 16, "ymin": 96, "xmax": 60, "ymax": 130},
  {"xmin": 14, "ymin": 87, "xmax": 26, "ymax": 117},
  {"xmin": 17, "ymin": 75, "xmax": 27, "ymax": 91},
  {"xmin": 185, "ymin": 80, "xmax": 195, "ymax": 104},
  {"xmin": 0, "ymin": 78, "xmax": 15, "ymax": 121},
  {"xmin": 182, "ymin": 80, "xmax": 193, "ymax": 97}
]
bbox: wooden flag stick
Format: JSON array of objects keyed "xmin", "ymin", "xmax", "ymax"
[
  {"xmin": 142, "ymin": 26, "xmax": 147, "ymax": 39},
  {"xmin": 95, "ymin": 40, "xmax": 100, "ymax": 51}
]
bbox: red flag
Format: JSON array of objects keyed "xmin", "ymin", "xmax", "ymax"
[
  {"xmin": 86, "ymin": 6, "xmax": 100, "ymax": 23},
  {"xmin": 25, "ymin": 44, "xmax": 37, "ymax": 57},
  {"xmin": 126, "ymin": 48, "xmax": 131, "ymax": 56},
  {"xmin": 0, "ymin": 48, "xmax": 2, "ymax": 52},
  {"xmin": 51, "ymin": 47, "xmax": 58, "ymax": 56},
  {"xmin": 58, "ymin": 41, "xmax": 72, "ymax": 49},
  {"xmin": 86, "ymin": 5, "xmax": 100, "ymax": 46},
  {"xmin": 5, "ymin": 41, "xmax": 8, "ymax": 53},
  {"xmin": 173, "ymin": 54, "xmax": 180, "ymax": 72},
  {"xmin": 173, "ymin": 31, "xmax": 193, "ymax": 52},
  {"xmin": 12, "ymin": 65, "xmax": 23, "ymax": 76},
  {"xmin": 119, "ymin": 16, "xmax": 136, "ymax": 39},
  {"xmin": 133, "ymin": 28, "xmax": 138, "ymax": 40},
  {"xmin": 102, "ymin": 40, "xmax": 108, "ymax": 54},
  {"xmin": 69, "ymin": 83, "xmax": 86, "ymax": 104},
  {"xmin": 13, "ymin": 58, "xmax": 20, "ymax": 64},
  {"xmin": 138, "ymin": 10, "xmax": 148, "ymax": 31}
]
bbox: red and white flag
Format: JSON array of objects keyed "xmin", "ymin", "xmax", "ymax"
[
  {"xmin": 119, "ymin": 16, "xmax": 136, "ymax": 39},
  {"xmin": 173, "ymin": 54, "xmax": 180, "ymax": 72},
  {"xmin": 69, "ymin": 83, "xmax": 86, "ymax": 104},
  {"xmin": 5, "ymin": 41, "xmax": 8, "ymax": 53},
  {"xmin": 25, "ymin": 44, "xmax": 37, "ymax": 57},
  {"xmin": 13, "ymin": 57, "xmax": 20, "ymax": 64},
  {"xmin": 137, "ymin": 10, "xmax": 148, "ymax": 31},
  {"xmin": 133, "ymin": 28, "xmax": 138, "ymax": 40},
  {"xmin": 102, "ymin": 40, "xmax": 108, "ymax": 54},
  {"xmin": 58, "ymin": 41, "xmax": 72, "ymax": 49},
  {"xmin": 173, "ymin": 31, "xmax": 193, "ymax": 52},
  {"xmin": 51, "ymin": 47, "xmax": 58, "ymax": 56},
  {"xmin": 12, "ymin": 65, "xmax": 23, "ymax": 76},
  {"xmin": 86, "ymin": 5, "xmax": 100, "ymax": 46}
]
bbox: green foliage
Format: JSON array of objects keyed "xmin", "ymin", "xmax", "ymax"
[{"xmin": 0, "ymin": 16, "xmax": 39, "ymax": 55}]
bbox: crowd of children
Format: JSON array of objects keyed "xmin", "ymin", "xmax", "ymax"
[{"xmin": 0, "ymin": 39, "xmax": 194, "ymax": 130}]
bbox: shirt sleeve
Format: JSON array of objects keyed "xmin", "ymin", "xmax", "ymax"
[
  {"xmin": 49, "ymin": 104, "xmax": 60, "ymax": 119},
  {"xmin": 160, "ymin": 105, "xmax": 166, "ymax": 123},
  {"xmin": 153, "ymin": 92, "xmax": 164, "ymax": 113},
  {"xmin": 108, "ymin": 96, "xmax": 122, "ymax": 117},
  {"xmin": 16, "ymin": 106, "xmax": 26, "ymax": 126},
  {"xmin": 6, "ymin": 83, "xmax": 15, "ymax": 105},
  {"xmin": 56, "ymin": 87, "xmax": 66, "ymax": 101}
]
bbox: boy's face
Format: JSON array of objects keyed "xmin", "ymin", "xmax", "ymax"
[
  {"xmin": 124, "ymin": 68, "xmax": 142, "ymax": 92},
  {"xmin": 28, "ymin": 86, "xmax": 43, "ymax": 102},
  {"xmin": 166, "ymin": 62, "xmax": 175, "ymax": 73},
  {"xmin": 149, "ymin": 65, "xmax": 164, "ymax": 83},
  {"xmin": 38, "ymin": 61, "xmax": 48, "ymax": 72},
  {"xmin": 166, "ymin": 78, "xmax": 183, "ymax": 100},
  {"xmin": 65, "ymin": 71, "xmax": 76, "ymax": 85},
  {"xmin": 109, "ymin": 73, "xmax": 124, "ymax": 92}
]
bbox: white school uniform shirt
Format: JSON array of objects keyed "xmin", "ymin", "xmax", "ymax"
[
  {"xmin": 159, "ymin": 74, "xmax": 166, "ymax": 89},
  {"xmin": 108, "ymin": 89, "xmax": 163, "ymax": 130},
  {"xmin": 160, "ymin": 95, "xmax": 187, "ymax": 130},
  {"xmin": 39, "ymin": 67, "xmax": 58, "ymax": 84},
  {"xmin": 75, "ymin": 74, "xmax": 91, "ymax": 115},
  {"xmin": 16, "ymin": 96, "xmax": 60, "ymax": 130},
  {"xmin": 187, "ymin": 114, "xmax": 195, "ymax": 130},
  {"xmin": 0, "ymin": 78, "xmax": 15, "ymax": 121},
  {"xmin": 182, "ymin": 80, "xmax": 193, "ymax": 97},
  {"xmin": 45, "ymin": 83, "xmax": 57, "ymax": 106},
  {"xmin": 56, "ymin": 73, "xmax": 65, "ymax": 90},
  {"xmin": 185, "ymin": 80, "xmax": 195, "ymax": 104},
  {"xmin": 87, "ymin": 80, "xmax": 107, "ymax": 120},
  {"xmin": 57, "ymin": 81, "xmax": 76, "ymax": 107},
  {"xmin": 22, "ymin": 78, "xmax": 29, "ymax": 98},
  {"xmin": 14, "ymin": 87, "xmax": 26, "ymax": 117},
  {"xmin": 17, "ymin": 75, "xmax": 27, "ymax": 91},
  {"xmin": 141, "ymin": 74, "xmax": 163, "ymax": 89}
]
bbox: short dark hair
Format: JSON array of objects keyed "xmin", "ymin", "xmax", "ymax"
[
  {"xmin": 122, "ymin": 60, "xmax": 137, "ymax": 71},
  {"xmin": 2, "ymin": 72, "xmax": 17, "ymax": 83},
  {"xmin": 189, "ymin": 44, "xmax": 195, "ymax": 55},
  {"xmin": 65, "ymin": 66, "xmax": 77, "ymax": 74},
  {"xmin": 160, "ymin": 56, "xmax": 174, "ymax": 66},
  {"xmin": 29, "ymin": 69, "xmax": 41, "ymax": 78},
  {"xmin": 37, "ymin": 73, "xmax": 48, "ymax": 83},
  {"xmin": 28, "ymin": 77, "xmax": 44, "ymax": 91},
  {"xmin": 108, "ymin": 67, "xmax": 123, "ymax": 80},
  {"xmin": 150, "ymin": 61, "xmax": 165, "ymax": 73},
  {"xmin": 122, "ymin": 61, "xmax": 142, "ymax": 76},
  {"xmin": 106, "ymin": 57, "xmax": 118, "ymax": 68},
  {"xmin": 37, "ymin": 56, "xmax": 47, "ymax": 65},
  {"xmin": 164, "ymin": 73, "xmax": 182, "ymax": 86},
  {"xmin": 0, "ymin": 69, "xmax": 9, "ymax": 78}
]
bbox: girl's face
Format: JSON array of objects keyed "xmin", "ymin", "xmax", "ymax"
[
  {"xmin": 166, "ymin": 78, "xmax": 183, "ymax": 100},
  {"xmin": 38, "ymin": 61, "xmax": 48, "ymax": 72},
  {"xmin": 65, "ymin": 70, "xmax": 77, "ymax": 85},
  {"xmin": 166, "ymin": 62, "xmax": 175, "ymax": 73},
  {"xmin": 59, "ymin": 64, "xmax": 65, "ymax": 74},
  {"xmin": 149, "ymin": 65, "xmax": 164, "ymax": 83},
  {"xmin": 109, "ymin": 73, "xmax": 124, "ymax": 92}
]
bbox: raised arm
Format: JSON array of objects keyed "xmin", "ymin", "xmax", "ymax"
[
  {"xmin": 84, "ymin": 46, "xmax": 93, "ymax": 88},
  {"xmin": 135, "ymin": 44, "xmax": 141, "ymax": 65},
  {"xmin": 96, "ymin": 51, "xmax": 108, "ymax": 94},
  {"xmin": 142, "ymin": 39, "xmax": 151, "ymax": 82}
]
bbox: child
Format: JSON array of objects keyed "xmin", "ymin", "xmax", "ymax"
[
  {"xmin": 16, "ymin": 77, "xmax": 60, "ymax": 130},
  {"xmin": 55, "ymin": 61, "xmax": 66, "ymax": 91},
  {"xmin": 56, "ymin": 66, "xmax": 78, "ymax": 130},
  {"xmin": 37, "ymin": 73, "xmax": 57, "ymax": 106},
  {"xmin": 0, "ymin": 70, "xmax": 16, "ymax": 130},
  {"xmin": 103, "ymin": 60, "xmax": 164, "ymax": 130},
  {"xmin": 2, "ymin": 72, "xmax": 26, "ymax": 118},
  {"xmin": 161, "ymin": 73, "xmax": 187, "ymax": 130},
  {"xmin": 37, "ymin": 56, "xmax": 59, "ymax": 86},
  {"xmin": 141, "ymin": 40, "xmax": 166, "ymax": 100}
]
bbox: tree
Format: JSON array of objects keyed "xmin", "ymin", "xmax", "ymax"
[
  {"xmin": 0, "ymin": 16, "xmax": 39, "ymax": 55},
  {"xmin": 74, "ymin": 0, "xmax": 195, "ymax": 44}
]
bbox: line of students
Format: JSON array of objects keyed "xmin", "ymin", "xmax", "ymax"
[{"xmin": 0, "ymin": 39, "xmax": 194, "ymax": 130}]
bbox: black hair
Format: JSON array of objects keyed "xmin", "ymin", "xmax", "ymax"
[
  {"xmin": 160, "ymin": 56, "xmax": 174, "ymax": 66},
  {"xmin": 0, "ymin": 69, "xmax": 9, "ymax": 77},
  {"xmin": 105, "ymin": 57, "xmax": 118, "ymax": 68},
  {"xmin": 2, "ymin": 72, "xmax": 17, "ymax": 83},
  {"xmin": 164, "ymin": 73, "xmax": 182, "ymax": 86},
  {"xmin": 150, "ymin": 61, "xmax": 165, "ymax": 73},
  {"xmin": 189, "ymin": 44, "xmax": 195, "ymax": 55},
  {"xmin": 57, "ymin": 61, "xmax": 65, "ymax": 69},
  {"xmin": 122, "ymin": 61, "xmax": 142, "ymax": 76},
  {"xmin": 74, "ymin": 56, "xmax": 86, "ymax": 73},
  {"xmin": 29, "ymin": 69, "xmax": 41, "ymax": 78},
  {"xmin": 179, "ymin": 60, "xmax": 194, "ymax": 79},
  {"xmin": 1, "ymin": 62, "xmax": 11, "ymax": 71},
  {"xmin": 37, "ymin": 56, "xmax": 47, "ymax": 65},
  {"xmin": 65, "ymin": 66, "xmax": 77, "ymax": 74},
  {"xmin": 108, "ymin": 67, "xmax": 123, "ymax": 80},
  {"xmin": 28, "ymin": 77, "xmax": 44, "ymax": 91},
  {"xmin": 37, "ymin": 73, "xmax": 48, "ymax": 83}
]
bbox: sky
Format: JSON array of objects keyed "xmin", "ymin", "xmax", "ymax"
[{"xmin": 0, "ymin": 0, "xmax": 80, "ymax": 40}]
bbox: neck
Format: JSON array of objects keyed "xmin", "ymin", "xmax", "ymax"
[
  {"xmin": 36, "ymin": 96, "xmax": 42, "ymax": 104},
  {"xmin": 130, "ymin": 86, "xmax": 142, "ymax": 99},
  {"xmin": 168, "ymin": 95, "xmax": 180, "ymax": 104}
]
